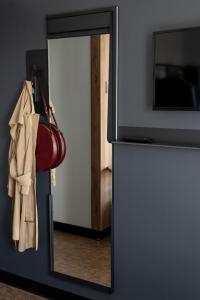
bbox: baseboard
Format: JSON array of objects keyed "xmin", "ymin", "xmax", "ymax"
[
  {"xmin": 53, "ymin": 222, "xmax": 111, "ymax": 240},
  {"xmin": 0, "ymin": 270, "xmax": 88, "ymax": 300}
]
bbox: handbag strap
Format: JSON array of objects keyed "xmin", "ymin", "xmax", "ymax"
[{"xmin": 38, "ymin": 79, "xmax": 59, "ymax": 128}]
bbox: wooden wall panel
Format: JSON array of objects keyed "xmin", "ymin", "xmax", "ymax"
[{"xmin": 91, "ymin": 34, "xmax": 112, "ymax": 231}]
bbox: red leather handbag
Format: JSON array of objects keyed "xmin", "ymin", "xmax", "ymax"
[
  {"xmin": 35, "ymin": 81, "xmax": 66, "ymax": 172},
  {"xmin": 50, "ymin": 124, "xmax": 66, "ymax": 168}
]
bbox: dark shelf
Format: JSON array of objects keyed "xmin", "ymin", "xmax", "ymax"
[{"xmin": 117, "ymin": 126, "xmax": 200, "ymax": 149}]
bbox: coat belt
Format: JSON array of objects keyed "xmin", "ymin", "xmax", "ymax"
[{"xmin": 14, "ymin": 172, "xmax": 32, "ymax": 195}]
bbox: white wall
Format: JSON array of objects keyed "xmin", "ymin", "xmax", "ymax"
[{"xmin": 48, "ymin": 36, "xmax": 91, "ymax": 228}]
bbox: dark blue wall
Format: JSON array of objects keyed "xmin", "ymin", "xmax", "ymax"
[{"xmin": 1, "ymin": 1, "xmax": 200, "ymax": 299}]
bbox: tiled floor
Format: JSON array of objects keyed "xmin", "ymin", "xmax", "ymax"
[
  {"xmin": 0, "ymin": 283, "xmax": 46, "ymax": 300},
  {"xmin": 0, "ymin": 232, "xmax": 111, "ymax": 299},
  {"xmin": 54, "ymin": 230, "xmax": 111, "ymax": 287}
]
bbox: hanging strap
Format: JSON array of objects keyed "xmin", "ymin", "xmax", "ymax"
[{"xmin": 38, "ymin": 79, "xmax": 59, "ymax": 128}]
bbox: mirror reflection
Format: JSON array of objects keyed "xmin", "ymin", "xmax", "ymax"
[{"xmin": 48, "ymin": 34, "xmax": 112, "ymax": 287}]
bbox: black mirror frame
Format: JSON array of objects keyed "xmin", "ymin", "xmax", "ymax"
[{"xmin": 46, "ymin": 6, "xmax": 118, "ymax": 292}]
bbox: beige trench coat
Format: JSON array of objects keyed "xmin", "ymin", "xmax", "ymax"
[{"xmin": 8, "ymin": 81, "xmax": 39, "ymax": 252}]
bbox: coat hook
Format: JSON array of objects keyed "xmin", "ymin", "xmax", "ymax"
[{"xmin": 31, "ymin": 64, "xmax": 40, "ymax": 103}]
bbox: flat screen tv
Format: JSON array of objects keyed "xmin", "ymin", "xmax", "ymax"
[{"xmin": 154, "ymin": 27, "xmax": 200, "ymax": 110}]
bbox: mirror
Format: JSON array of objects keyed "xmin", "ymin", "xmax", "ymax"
[
  {"xmin": 48, "ymin": 34, "xmax": 112, "ymax": 288},
  {"xmin": 47, "ymin": 7, "xmax": 118, "ymax": 290}
]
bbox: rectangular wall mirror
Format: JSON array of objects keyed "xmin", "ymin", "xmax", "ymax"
[{"xmin": 47, "ymin": 7, "xmax": 118, "ymax": 290}]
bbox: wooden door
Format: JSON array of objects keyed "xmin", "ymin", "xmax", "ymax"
[{"xmin": 91, "ymin": 34, "xmax": 112, "ymax": 231}]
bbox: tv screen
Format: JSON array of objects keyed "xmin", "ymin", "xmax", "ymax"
[{"xmin": 154, "ymin": 27, "xmax": 200, "ymax": 110}]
